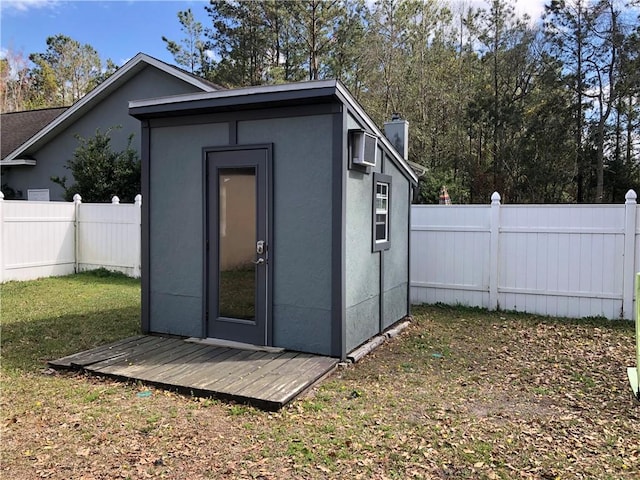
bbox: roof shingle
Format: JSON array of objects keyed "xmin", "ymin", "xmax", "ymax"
[{"xmin": 1, "ymin": 107, "xmax": 68, "ymax": 160}]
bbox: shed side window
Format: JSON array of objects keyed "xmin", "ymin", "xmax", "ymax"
[{"xmin": 373, "ymin": 173, "xmax": 392, "ymax": 251}]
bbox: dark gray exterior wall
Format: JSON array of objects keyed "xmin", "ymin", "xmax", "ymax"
[
  {"xmin": 148, "ymin": 122, "xmax": 229, "ymax": 336},
  {"xmin": 382, "ymin": 157, "xmax": 410, "ymax": 328},
  {"xmin": 344, "ymin": 115, "xmax": 411, "ymax": 352},
  {"xmin": 237, "ymin": 115, "xmax": 334, "ymax": 355},
  {"xmin": 3, "ymin": 66, "xmax": 205, "ymax": 200},
  {"xmin": 345, "ymin": 165, "xmax": 381, "ymax": 352}
]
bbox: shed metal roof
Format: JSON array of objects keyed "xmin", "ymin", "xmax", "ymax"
[{"xmin": 129, "ymin": 79, "xmax": 418, "ymax": 184}]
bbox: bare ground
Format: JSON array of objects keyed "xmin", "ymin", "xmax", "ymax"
[{"xmin": 2, "ymin": 304, "xmax": 639, "ymax": 479}]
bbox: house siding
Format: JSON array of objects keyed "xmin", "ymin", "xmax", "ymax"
[
  {"xmin": 344, "ymin": 124, "xmax": 411, "ymax": 352},
  {"xmin": 3, "ymin": 66, "xmax": 206, "ymax": 201},
  {"xmin": 345, "ymin": 165, "xmax": 381, "ymax": 352}
]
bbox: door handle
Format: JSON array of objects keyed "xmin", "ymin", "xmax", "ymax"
[{"xmin": 252, "ymin": 258, "xmax": 265, "ymax": 265}]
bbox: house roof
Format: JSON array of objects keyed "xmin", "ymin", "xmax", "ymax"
[
  {"xmin": 1, "ymin": 107, "xmax": 68, "ymax": 163},
  {"xmin": 0, "ymin": 53, "xmax": 220, "ymax": 166},
  {"xmin": 129, "ymin": 79, "xmax": 419, "ymax": 185}
]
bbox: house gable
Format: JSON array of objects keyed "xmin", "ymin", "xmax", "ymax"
[{"xmin": 1, "ymin": 53, "xmax": 218, "ymax": 200}]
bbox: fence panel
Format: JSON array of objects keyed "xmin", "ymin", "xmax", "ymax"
[
  {"xmin": 3, "ymin": 190, "xmax": 637, "ymax": 320},
  {"xmin": 0, "ymin": 200, "xmax": 76, "ymax": 281},
  {"xmin": 411, "ymin": 205, "xmax": 491, "ymax": 308},
  {"xmin": 411, "ymin": 193, "xmax": 636, "ymax": 320},
  {"xmin": 0, "ymin": 195, "xmax": 141, "ymax": 282},
  {"xmin": 77, "ymin": 199, "xmax": 141, "ymax": 277},
  {"xmin": 498, "ymin": 205, "xmax": 625, "ymax": 319}
]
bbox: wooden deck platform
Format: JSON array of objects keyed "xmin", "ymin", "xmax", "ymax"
[{"xmin": 48, "ymin": 335, "xmax": 338, "ymax": 410}]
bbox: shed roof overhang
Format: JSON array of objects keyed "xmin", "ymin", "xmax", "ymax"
[{"xmin": 129, "ymin": 80, "xmax": 418, "ymax": 185}]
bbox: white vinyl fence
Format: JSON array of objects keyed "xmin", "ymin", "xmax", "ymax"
[
  {"xmin": 411, "ymin": 190, "xmax": 639, "ymax": 320},
  {"xmin": 3, "ymin": 188, "xmax": 639, "ymax": 321},
  {"xmin": 0, "ymin": 193, "xmax": 141, "ymax": 282}
]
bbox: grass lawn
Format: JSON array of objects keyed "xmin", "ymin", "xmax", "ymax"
[{"xmin": 1, "ymin": 272, "xmax": 639, "ymax": 479}]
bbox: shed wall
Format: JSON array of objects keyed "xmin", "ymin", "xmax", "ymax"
[
  {"xmin": 382, "ymin": 158, "xmax": 410, "ymax": 328},
  {"xmin": 149, "ymin": 122, "xmax": 229, "ymax": 336},
  {"xmin": 344, "ymin": 146, "xmax": 411, "ymax": 352},
  {"xmin": 345, "ymin": 166, "xmax": 380, "ymax": 352},
  {"xmin": 237, "ymin": 114, "xmax": 334, "ymax": 355}
]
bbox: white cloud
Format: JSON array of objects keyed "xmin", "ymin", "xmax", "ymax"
[
  {"xmin": 513, "ymin": 0, "xmax": 547, "ymax": 20},
  {"xmin": 451, "ymin": 0, "xmax": 547, "ymax": 21},
  {"xmin": 0, "ymin": 0, "xmax": 60, "ymax": 13}
]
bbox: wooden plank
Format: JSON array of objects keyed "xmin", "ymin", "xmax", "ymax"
[
  {"xmin": 76, "ymin": 335, "xmax": 166, "ymax": 367},
  {"xmin": 161, "ymin": 347, "xmax": 245, "ymax": 389},
  {"xmin": 48, "ymin": 335, "xmax": 147, "ymax": 369},
  {"xmin": 84, "ymin": 337, "xmax": 178, "ymax": 375},
  {"xmin": 48, "ymin": 335, "xmax": 146, "ymax": 368},
  {"xmin": 269, "ymin": 359, "xmax": 338, "ymax": 404},
  {"xmin": 121, "ymin": 343, "xmax": 212, "ymax": 381},
  {"xmin": 49, "ymin": 334, "xmax": 338, "ymax": 410},
  {"xmin": 147, "ymin": 346, "xmax": 232, "ymax": 385},
  {"xmin": 230, "ymin": 352, "xmax": 303, "ymax": 399},
  {"xmin": 89, "ymin": 338, "xmax": 187, "ymax": 376},
  {"xmin": 210, "ymin": 351, "xmax": 286, "ymax": 391},
  {"xmin": 188, "ymin": 350, "xmax": 272, "ymax": 389},
  {"xmin": 249, "ymin": 355, "xmax": 333, "ymax": 403},
  {"xmin": 217, "ymin": 351, "xmax": 301, "ymax": 395},
  {"xmin": 90, "ymin": 339, "xmax": 200, "ymax": 379}
]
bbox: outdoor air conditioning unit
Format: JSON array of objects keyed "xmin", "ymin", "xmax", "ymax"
[{"xmin": 350, "ymin": 130, "xmax": 377, "ymax": 167}]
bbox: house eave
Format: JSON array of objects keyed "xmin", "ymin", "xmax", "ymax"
[
  {"xmin": 0, "ymin": 158, "xmax": 37, "ymax": 166},
  {"xmin": 129, "ymin": 80, "xmax": 340, "ymax": 118}
]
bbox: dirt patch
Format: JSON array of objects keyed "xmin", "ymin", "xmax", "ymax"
[{"xmin": 2, "ymin": 303, "xmax": 639, "ymax": 479}]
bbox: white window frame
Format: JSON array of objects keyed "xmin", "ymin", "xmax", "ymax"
[{"xmin": 373, "ymin": 173, "xmax": 392, "ymax": 251}]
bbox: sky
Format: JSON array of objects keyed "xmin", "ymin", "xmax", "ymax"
[
  {"xmin": 0, "ymin": 0, "xmax": 211, "ymax": 66},
  {"xmin": 0, "ymin": 0, "xmax": 548, "ymax": 69}
]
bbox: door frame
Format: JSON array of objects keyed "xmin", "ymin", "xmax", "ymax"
[{"xmin": 202, "ymin": 144, "xmax": 273, "ymax": 345}]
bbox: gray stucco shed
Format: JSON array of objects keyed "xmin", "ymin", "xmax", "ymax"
[{"xmin": 129, "ymin": 79, "xmax": 417, "ymax": 360}]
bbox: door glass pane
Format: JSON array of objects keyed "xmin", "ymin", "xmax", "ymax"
[{"xmin": 219, "ymin": 167, "xmax": 256, "ymax": 320}]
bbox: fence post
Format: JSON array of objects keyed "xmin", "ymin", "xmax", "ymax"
[
  {"xmin": 623, "ymin": 189, "xmax": 637, "ymax": 319},
  {"xmin": 134, "ymin": 194, "xmax": 142, "ymax": 278},
  {"xmin": 111, "ymin": 196, "xmax": 120, "ymax": 205},
  {"xmin": 489, "ymin": 192, "xmax": 501, "ymax": 310},
  {"xmin": 0, "ymin": 191, "xmax": 4, "ymax": 284},
  {"xmin": 73, "ymin": 194, "xmax": 82, "ymax": 273}
]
